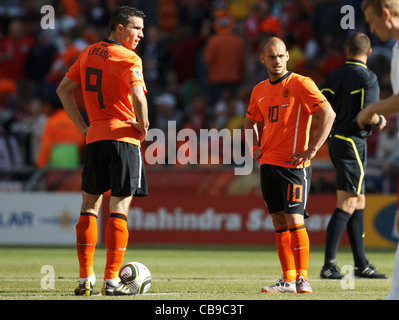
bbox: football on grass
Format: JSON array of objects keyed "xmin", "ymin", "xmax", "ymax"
[{"xmin": 119, "ymin": 262, "xmax": 151, "ymax": 294}]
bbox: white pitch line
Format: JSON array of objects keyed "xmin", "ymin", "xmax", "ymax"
[
  {"xmin": 0, "ymin": 292, "xmax": 181, "ymax": 299},
  {"xmin": 0, "ymin": 278, "xmax": 357, "ymax": 282},
  {"xmin": 89, "ymin": 292, "xmax": 181, "ymax": 296},
  {"xmin": 144, "ymin": 292, "xmax": 181, "ymax": 296}
]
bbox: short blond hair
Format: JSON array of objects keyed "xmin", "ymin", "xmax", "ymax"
[{"xmin": 361, "ymin": 0, "xmax": 399, "ymax": 17}]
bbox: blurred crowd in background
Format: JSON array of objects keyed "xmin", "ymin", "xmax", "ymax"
[{"xmin": 0, "ymin": 0, "xmax": 398, "ymax": 175}]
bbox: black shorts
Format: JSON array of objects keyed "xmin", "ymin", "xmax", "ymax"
[
  {"xmin": 328, "ymin": 134, "xmax": 366, "ymax": 195},
  {"xmin": 260, "ymin": 164, "xmax": 311, "ymax": 217},
  {"xmin": 81, "ymin": 140, "xmax": 148, "ymax": 197}
]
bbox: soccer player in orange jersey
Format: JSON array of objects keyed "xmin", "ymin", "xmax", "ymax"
[
  {"xmin": 56, "ymin": 6, "xmax": 149, "ymax": 296},
  {"xmin": 244, "ymin": 37, "xmax": 335, "ymax": 293}
]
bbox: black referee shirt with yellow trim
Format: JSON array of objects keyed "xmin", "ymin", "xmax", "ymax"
[{"xmin": 320, "ymin": 59, "xmax": 380, "ymax": 138}]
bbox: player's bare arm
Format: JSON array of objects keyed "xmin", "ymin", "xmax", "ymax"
[
  {"xmin": 56, "ymin": 76, "xmax": 89, "ymax": 137},
  {"xmin": 244, "ymin": 117, "xmax": 262, "ymax": 160},
  {"xmin": 291, "ymin": 104, "xmax": 335, "ymax": 166},
  {"xmin": 124, "ymin": 85, "xmax": 149, "ymax": 140},
  {"xmin": 357, "ymin": 94, "xmax": 399, "ymax": 128}
]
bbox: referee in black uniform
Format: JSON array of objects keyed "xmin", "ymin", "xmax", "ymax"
[{"xmin": 320, "ymin": 32, "xmax": 388, "ymax": 279}]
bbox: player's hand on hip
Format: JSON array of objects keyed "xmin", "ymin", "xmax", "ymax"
[
  {"xmin": 252, "ymin": 147, "xmax": 262, "ymax": 160},
  {"xmin": 124, "ymin": 119, "xmax": 147, "ymax": 142},
  {"xmin": 82, "ymin": 126, "xmax": 89, "ymax": 137},
  {"xmin": 290, "ymin": 149, "xmax": 315, "ymax": 167}
]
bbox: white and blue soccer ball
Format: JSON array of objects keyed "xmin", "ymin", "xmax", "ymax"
[{"xmin": 119, "ymin": 262, "xmax": 151, "ymax": 295}]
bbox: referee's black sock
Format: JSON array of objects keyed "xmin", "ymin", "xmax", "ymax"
[
  {"xmin": 347, "ymin": 209, "xmax": 367, "ymax": 268},
  {"xmin": 324, "ymin": 208, "xmax": 351, "ymax": 265}
]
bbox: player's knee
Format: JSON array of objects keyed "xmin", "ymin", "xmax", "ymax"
[
  {"xmin": 285, "ymin": 213, "xmax": 304, "ymax": 227},
  {"xmin": 356, "ymin": 194, "xmax": 366, "ymax": 209},
  {"xmin": 271, "ymin": 211, "xmax": 287, "ymax": 229},
  {"xmin": 338, "ymin": 196, "xmax": 358, "ymax": 214},
  {"xmin": 81, "ymin": 192, "xmax": 102, "ymax": 213}
]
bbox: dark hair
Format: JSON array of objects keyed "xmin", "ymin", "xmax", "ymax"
[
  {"xmin": 345, "ymin": 32, "xmax": 371, "ymax": 56},
  {"xmin": 109, "ymin": 6, "xmax": 145, "ymax": 31}
]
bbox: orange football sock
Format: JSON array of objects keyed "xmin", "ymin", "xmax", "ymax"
[
  {"xmin": 275, "ymin": 227, "xmax": 296, "ymax": 282},
  {"xmin": 104, "ymin": 212, "xmax": 129, "ymax": 280},
  {"xmin": 289, "ymin": 223, "xmax": 310, "ymax": 280},
  {"xmin": 76, "ymin": 213, "xmax": 98, "ymax": 279}
]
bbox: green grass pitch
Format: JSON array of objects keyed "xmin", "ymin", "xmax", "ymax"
[{"xmin": 0, "ymin": 245, "xmax": 395, "ymax": 300}]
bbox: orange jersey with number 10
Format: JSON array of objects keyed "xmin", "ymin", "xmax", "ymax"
[
  {"xmin": 246, "ymin": 72, "xmax": 328, "ymax": 168},
  {"xmin": 66, "ymin": 39, "xmax": 147, "ymax": 146}
]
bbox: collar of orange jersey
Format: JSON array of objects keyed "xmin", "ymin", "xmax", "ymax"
[
  {"xmin": 102, "ymin": 38, "xmax": 121, "ymax": 46},
  {"xmin": 269, "ymin": 71, "xmax": 291, "ymax": 85},
  {"xmin": 345, "ymin": 59, "xmax": 367, "ymax": 69}
]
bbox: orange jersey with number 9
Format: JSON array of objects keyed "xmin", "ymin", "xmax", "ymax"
[
  {"xmin": 66, "ymin": 39, "xmax": 147, "ymax": 146},
  {"xmin": 246, "ymin": 72, "xmax": 328, "ymax": 168}
]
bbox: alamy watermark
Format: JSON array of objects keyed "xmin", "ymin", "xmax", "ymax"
[
  {"xmin": 39, "ymin": 263, "xmax": 356, "ymax": 291},
  {"xmin": 40, "ymin": 4, "xmax": 356, "ymax": 31},
  {"xmin": 340, "ymin": 265, "xmax": 355, "ymax": 290},
  {"xmin": 144, "ymin": 122, "xmax": 254, "ymax": 175},
  {"xmin": 341, "ymin": 5, "xmax": 355, "ymax": 30},
  {"xmin": 40, "ymin": 5, "xmax": 55, "ymax": 30},
  {"xmin": 40, "ymin": 265, "xmax": 55, "ymax": 290}
]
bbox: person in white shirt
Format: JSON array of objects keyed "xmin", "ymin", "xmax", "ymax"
[{"xmin": 358, "ymin": 0, "xmax": 399, "ymax": 300}]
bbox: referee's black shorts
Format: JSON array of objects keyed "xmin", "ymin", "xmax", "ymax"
[
  {"xmin": 81, "ymin": 140, "xmax": 148, "ymax": 197},
  {"xmin": 328, "ymin": 133, "xmax": 366, "ymax": 195},
  {"xmin": 260, "ymin": 164, "xmax": 311, "ymax": 217}
]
